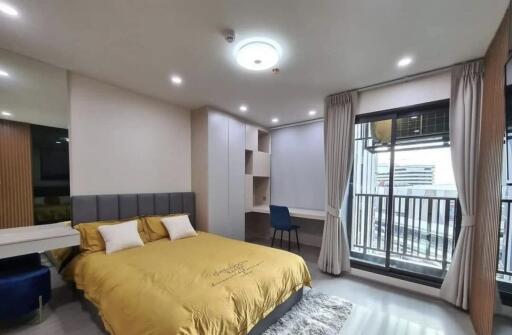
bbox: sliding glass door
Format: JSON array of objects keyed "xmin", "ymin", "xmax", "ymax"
[
  {"xmin": 349, "ymin": 101, "xmax": 460, "ymax": 282},
  {"xmin": 352, "ymin": 116, "xmax": 393, "ymax": 267}
]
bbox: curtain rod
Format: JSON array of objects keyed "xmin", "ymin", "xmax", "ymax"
[
  {"xmin": 327, "ymin": 57, "xmax": 483, "ymax": 97},
  {"xmin": 270, "ymin": 118, "xmax": 323, "ymax": 130}
]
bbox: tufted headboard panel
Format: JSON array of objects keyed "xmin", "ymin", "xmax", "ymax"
[{"xmin": 71, "ymin": 192, "xmax": 195, "ymax": 227}]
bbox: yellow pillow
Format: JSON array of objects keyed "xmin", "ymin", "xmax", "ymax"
[
  {"xmin": 45, "ymin": 221, "xmax": 74, "ymax": 267},
  {"xmin": 75, "ymin": 218, "xmax": 148, "ymax": 254},
  {"xmin": 143, "ymin": 214, "xmax": 187, "ymax": 241}
]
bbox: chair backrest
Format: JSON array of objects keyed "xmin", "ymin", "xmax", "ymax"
[{"xmin": 269, "ymin": 205, "xmax": 292, "ymax": 230}]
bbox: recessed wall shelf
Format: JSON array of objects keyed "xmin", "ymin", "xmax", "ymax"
[
  {"xmin": 258, "ymin": 130, "xmax": 270, "ymax": 153},
  {"xmin": 245, "ymin": 125, "xmax": 271, "ymax": 212},
  {"xmin": 245, "ymin": 150, "xmax": 253, "ymax": 175}
]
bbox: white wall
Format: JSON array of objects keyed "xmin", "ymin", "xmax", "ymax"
[
  {"xmin": 358, "ymin": 71, "xmax": 451, "ymax": 115},
  {"xmin": 69, "ymin": 74, "xmax": 191, "ymax": 195}
]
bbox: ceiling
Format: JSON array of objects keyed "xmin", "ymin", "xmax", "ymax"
[{"xmin": 0, "ymin": 0, "xmax": 508, "ymax": 127}]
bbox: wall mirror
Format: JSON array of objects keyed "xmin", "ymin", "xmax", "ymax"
[{"xmin": 0, "ymin": 48, "xmax": 70, "ymax": 228}]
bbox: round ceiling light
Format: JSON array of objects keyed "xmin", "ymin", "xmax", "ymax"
[{"xmin": 235, "ymin": 38, "xmax": 281, "ymax": 71}]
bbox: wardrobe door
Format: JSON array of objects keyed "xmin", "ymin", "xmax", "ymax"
[
  {"xmin": 228, "ymin": 117, "xmax": 245, "ymax": 240},
  {"xmin": 207, "ymin": 112, "xmax": 230, "ymax": 237}
]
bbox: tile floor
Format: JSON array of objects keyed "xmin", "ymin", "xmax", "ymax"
[{"xmin": 2, "ymin": 241, "xmax": 512, "ymax": 334}]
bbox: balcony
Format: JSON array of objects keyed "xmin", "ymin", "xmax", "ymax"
[{"xmin": 350, "ymin": 193, "xmax": 461, "ymax": 279}]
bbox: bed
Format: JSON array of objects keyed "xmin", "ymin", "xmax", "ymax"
[{"xmin": 68, "ymin": 192, "xmax": 312, "ymax": 335}]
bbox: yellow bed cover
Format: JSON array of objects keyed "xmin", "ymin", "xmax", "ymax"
[{"xmin": 70, "ymin": 232, "xmax": 312, "ymax": 335}]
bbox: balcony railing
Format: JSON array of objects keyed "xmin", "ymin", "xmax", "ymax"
[
  {"xmin": 498, "ymin": 199, "xmax": 512, "ymax": 283},
  {"xmin": 350, "ymin": 193, "xmax": 460, "ymax": 278}
]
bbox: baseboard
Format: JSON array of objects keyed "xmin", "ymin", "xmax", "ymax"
[{"xmin": 350, "ymin": 268, "xmax": 440, "ymax": 299}]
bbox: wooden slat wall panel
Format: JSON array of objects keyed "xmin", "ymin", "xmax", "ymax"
[
  {"xmin": 470, "ymin": 9, "xmax": 509, "ymax": 335},
  {"xmin": 0, "ymin": 120, "xmax": 33, "ymax": 228}
]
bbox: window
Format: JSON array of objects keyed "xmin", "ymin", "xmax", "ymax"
[
  {"xmin": 497, "ymin": 85, "xmax": 512, "ymax": 303},
  {"xmin": 349, "ymin": 100, "xmax": 460, "ymax": 284}
]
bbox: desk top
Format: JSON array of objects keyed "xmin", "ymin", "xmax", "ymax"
[
  {"xmin": 251, "ymin": 205, "xmax": 325, "ymax": 221},
  {"xmin": 0, "ymin": 222, "xmax": 79, "ymax": 246}
]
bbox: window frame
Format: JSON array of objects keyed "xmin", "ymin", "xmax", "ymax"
[{"xmin": 348, "ymin": 98, "xmax": 461, "ymax": 287}]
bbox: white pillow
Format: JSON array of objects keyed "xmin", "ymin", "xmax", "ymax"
[
  {"xmin": 97, "ymin": 220, "xmax": 144, "ymax": 254},
  {"xmin": 161, "ymin": 215, "xmax": 197, "ymax": 240}
]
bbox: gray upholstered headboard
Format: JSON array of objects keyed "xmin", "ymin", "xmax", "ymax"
[{"xmin": 71, "ymin": 192, "xmax": 195, "ymax": 227}]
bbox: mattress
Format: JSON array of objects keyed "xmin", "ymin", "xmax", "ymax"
[{"xmin": 69, "ymin": 232, "xmax": 311, "ymax": 335}]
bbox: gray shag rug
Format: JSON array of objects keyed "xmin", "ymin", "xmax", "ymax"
[{"xmin": 263, "ymin": 289, "xmax": 353, "ymax": 335}]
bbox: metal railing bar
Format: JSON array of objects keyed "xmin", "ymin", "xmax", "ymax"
[
  {"xmin": 435, "ymin": 199, "xmax": 440, "ymax": 260},
  {"xmin": 404, "ymin": 197, "xmax": 410, "ymax": 255},
  {"xmin": 369, "ymin": 196, "xmax": 375, "ymax": 249},
  {"xmin": 426, "ymin": 198, "xmax": 433, "ymax": 259},
  {"xmin": 363, "ymin": 196, "xmax": 369, "ymax": 255},
  {"xmin": 354, "ymin": 193, "xmax": 456, "ymax": 201},
  {"xmin": 442, "ymin": 200, "xmax": 450, "ymax": 272},
  {"xmin": 396, "ymin": 197, "xmax": 402, "ymax": 253},
  {"xmin": 377, "ymin": 197, "xmax": 383, "ymax": 250},
  {"xmin": 418, "ymin": 199, "xmax": 422, "ymax": 257}
]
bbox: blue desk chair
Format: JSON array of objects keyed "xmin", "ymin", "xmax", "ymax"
[
  {"xmin": 0, "ymin": 253, "xmax": 51, "ymax": 322},
  {"xmin": 269, "ymin": 205, "xmax": 300, "ymax": 251}
]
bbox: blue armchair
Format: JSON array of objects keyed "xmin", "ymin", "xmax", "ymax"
[
  {"xmin": 0, "ymin": 253, "xmax": 51, "ymax": 321},
  {"xmin": 269, "ymin": 205, "xmax": 300, "ymax": 251}
]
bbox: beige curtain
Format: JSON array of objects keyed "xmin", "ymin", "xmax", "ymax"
[
  {"xmin": 440, "ymin": 61, "xmax": 483, "ymax": 310},
  {"xmin": 318, "ymin": 91, "xmax": 356, "ymax": 275}
]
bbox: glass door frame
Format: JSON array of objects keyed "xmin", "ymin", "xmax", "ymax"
[{"xmin": 348, "ymin": 99, "xmax": 459, "ymax": 287}]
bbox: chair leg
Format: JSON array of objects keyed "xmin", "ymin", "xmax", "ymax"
[
  {"xmin": 295, "ymin": 229, "xmax": 300, "ymax": 252},
  {"xmin": 38, "ymin": 295, "xmax": 43, "ymax": 323},
  {"xmin": 271, "ymin": 228, "xmax": 276, "ymax": 247},
  {"xmin": 280, "ymin": 230, "xmax": 283, "ymax": 248},
  {"xmin": 288, "ymin": 231, "xmax": 291, "ymax": 251}
]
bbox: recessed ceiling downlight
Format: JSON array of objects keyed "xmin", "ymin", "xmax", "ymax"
[
  {"xmin": 0, "ymin": 69, "xmax": 9, "ymax": 77},
  {"xmin": 235, "ymin": 38, "xmax": 281, "ymax": 71},
  {"xmin": 0, "ymin": 2, "xmax": 18, "ymax": 17},
  {"xmin": 397, "ymin": 56, "xmax": 413, "ymax": 68},
  {"xmin": 170, "ymin": 74, "xmax": 183, "ymax": 85},
  {"xmin": 1, "ymin": 111, "xmax": 12, "ymax": 116}
]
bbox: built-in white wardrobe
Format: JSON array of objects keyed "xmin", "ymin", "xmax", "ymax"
[{"xmin": 191, "ymin": 107, "xmax": 246, "ymax": 240}]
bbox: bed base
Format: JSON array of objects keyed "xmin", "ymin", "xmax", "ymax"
[
  {"xmin": 248, "ymin": 288, "xmax": 303, "ymax": 335},
  {"xmin": 77, "ymin": 286, "xmax": 303, "ymax": 335}
]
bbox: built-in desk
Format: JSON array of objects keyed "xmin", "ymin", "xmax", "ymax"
[
  {"xmin": 251, "ymin": 205, "xmax": 325, "ymax": 221},
  {"xmin": 0, "ymin": 222, "xmax": 80, "ymax": 259}
]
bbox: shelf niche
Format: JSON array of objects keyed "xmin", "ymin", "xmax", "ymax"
[
  {"xmin": 253, "ymin": 177, "xmax": 270, "ymax": 207},
  {"xmin": 245, "ymin": 150, "xmax": 253, "ymax": 175},
  {"xmin": 258, "ymin": 130, "xmax": 270, "ymax": 153}
]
